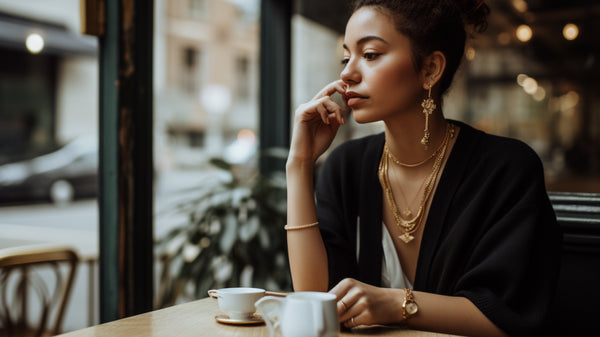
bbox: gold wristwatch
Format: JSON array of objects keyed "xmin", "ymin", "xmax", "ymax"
[{"xmin": 402, "ymin": 288, "xmax": 419, "ymax": 320}]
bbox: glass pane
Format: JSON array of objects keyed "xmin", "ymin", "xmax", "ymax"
[
  {"xmin": 154, "ymin": 0, "xmax": 262, "ymax": 306},
  {"xmin": 0, "ymin": 0, "xmax": 99, "ymax": 332}
]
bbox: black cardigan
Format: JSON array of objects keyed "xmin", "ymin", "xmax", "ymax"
[{"xmin": 315, "ymin": 121, "xmax": 561, "ymax": 337}]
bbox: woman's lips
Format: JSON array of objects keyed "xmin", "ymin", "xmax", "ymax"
[
  {"xmin": 345, "ymin": 92, "xmax": 368, "ymax": 107},
  {"xmin": 347, "ymin": 97, "xmax": 365, "ymax": 107}
]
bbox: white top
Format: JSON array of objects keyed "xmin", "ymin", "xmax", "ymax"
[{"xmin": 381, "ymin": 223, "xmax": 413, "ymax": 289}]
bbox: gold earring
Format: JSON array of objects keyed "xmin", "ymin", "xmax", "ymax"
[{"xmin": 420, "ymin": 83, "xmax": 436, "ymax": 149}]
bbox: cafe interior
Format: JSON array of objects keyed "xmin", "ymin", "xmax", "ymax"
[{"xmin": 0, "ymin": 0, "xmax": 599, "ymax": 336}]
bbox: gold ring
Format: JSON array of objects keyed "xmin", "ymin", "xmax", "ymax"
[
  {"xmin": 340, "ymin": 299, "xmax": 348, "ymax": 311},
  {"xmin": 351, "ymin": 317, "xmax": 356, "ymax": 327}
]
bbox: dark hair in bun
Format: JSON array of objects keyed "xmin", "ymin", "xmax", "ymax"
[
  {"xmin": 351, "ymin": 0, "xmax": 490, "ymax": 95},
  {"xmin": 457, "ymin": 0, "xmax": 490, "ymax": 34}
]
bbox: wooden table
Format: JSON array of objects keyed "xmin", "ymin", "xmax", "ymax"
[{"xmin": 58, "ymin": 297, "xmax": 461, "ymax": 337}]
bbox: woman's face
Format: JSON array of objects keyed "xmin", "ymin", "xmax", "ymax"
[{"xmin": 341, "ymin": 7, "xmax": 423, "ymax": 124}]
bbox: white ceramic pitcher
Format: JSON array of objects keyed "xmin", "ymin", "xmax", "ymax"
[{"xmin": 255, "ymin": 292, "xmax": 339, "ymax": 337}]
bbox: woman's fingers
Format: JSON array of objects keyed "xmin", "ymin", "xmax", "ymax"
[
  {"xmin": 338, "ymin": 288, "xmax": 366, "ymax": 322},
  {"xmin": 343, "ymin": 311, "xmax": 370, "ymax": 329},
  {"xmin": 312, "ymin": 80, "xmax": 346, "ymax": 101},
  {"xmin": 295, "ymin": 79, "xmax": 347, "ymax": 126},
  {"xmin": 331, "ymin": 278, "xmax": 358, "ymax": 317},
  {"xmin": 288, "ymin": 80, "xmax": 347, "ymax": 162},
  {"xmin": 319, "ymin": 97, "xmax": 345, "ymax": 125},
  {"xmin": 330, "ymin": 277, "xmax": 354, "ymax": 299},
  {"xmin": 331, "ymin": 278, "xmax": 393, "ymax": 328},
  {"xmin": 336, "ymin": 285, "xmax": 369, "ymax": 328},
  {"xmin": 315, "ymin": 103, "xmax": 329, "ymax": 125},
  {"xmin": 299, "ymin": 96, "xmax": 344, "ymax": 126}
]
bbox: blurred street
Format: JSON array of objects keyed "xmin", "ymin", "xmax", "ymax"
[
  {"xmin": 0, "ymin": 167, "xmax": 221, "ymax": 233},
  {"xmin": 0, "ymin": 199, "xmax": 97, "ymax": 231}
]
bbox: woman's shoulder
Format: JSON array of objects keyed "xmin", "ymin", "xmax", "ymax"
[{"xmin": 457, "ymin": 121, "xmax": 542, "ymax": 167}]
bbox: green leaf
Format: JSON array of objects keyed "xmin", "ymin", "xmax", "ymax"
[{"xmin": 209, "ymin": 158, "xmax": 232, "ymax": 171}]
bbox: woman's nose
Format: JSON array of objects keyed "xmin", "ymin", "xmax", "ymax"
[{"xmin": 340, "ymin": 60, "xmax": 360, "ymax": 84}]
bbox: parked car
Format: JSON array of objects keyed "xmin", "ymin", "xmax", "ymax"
[{"xmin": 0, "ymin": 136, "xmax": 98, "ymax": 205}]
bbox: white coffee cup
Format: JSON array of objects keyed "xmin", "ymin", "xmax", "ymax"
[
  {"xmin": 255, "ymin": 291, "xmax": 339, "ymax": 337},
  {"xmin": 208, "ymin": 287, "xmax": 265, "ymax": 320}
]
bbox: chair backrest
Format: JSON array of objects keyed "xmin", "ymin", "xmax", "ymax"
[
  {"xmin": 548, "ymin": 192, "xmax": 600, "ymax": 336},
  {"xmin": 0, "ymin": 245, "xmax": 79, "ymax": 336}
]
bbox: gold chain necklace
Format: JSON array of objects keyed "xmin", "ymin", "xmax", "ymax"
[
  {"xmin": 386, "ymin": 135, "xmax": 446, "ymax": 168},
  {"xmin": 379, "ymin": 122, "xmax": 454, "ymax": 243},
  {"xmin": 392, "ymin": 166, "xmax": 428, "ymax": 219}
]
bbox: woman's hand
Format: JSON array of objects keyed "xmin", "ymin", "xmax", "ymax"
[
  {"xmin": 330, "ymin": 278, "xmax": 404, "ymax": 328},
  {"xmin": 287, "ymin": 80, "xmax": 347, "ymax": 166}
]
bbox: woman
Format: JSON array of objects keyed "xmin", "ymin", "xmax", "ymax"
[{"xmin": 285, "ymin": 1, "xmax": 560, "ymax": 336}]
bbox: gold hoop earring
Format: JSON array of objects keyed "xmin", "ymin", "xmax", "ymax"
[{"xmin": 420, "ymin": 83, "xmax": 436, "ymax": 150}]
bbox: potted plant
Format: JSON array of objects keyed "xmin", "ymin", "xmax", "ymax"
[{"xmin": 155, "ymin": 158, "xmax": 292, "ymax": 307}]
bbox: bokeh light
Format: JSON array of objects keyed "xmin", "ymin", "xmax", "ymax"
[
  {"xmin": 512, "ymin": 0, "xmax": 528, "ymax": 13},
  {"xmin": 563, "ymin": 23, "xmax": 579, "ymax": 41},
  {"xmin": 533, "ymin": 87, "xmax": 546, "ymax": 102},
  {"xmin": 516, "ymin": 25, "xmax": 533, "ymax": 42},
  {"xmin": 237, "ymin": 129, "xmax": 256, "ymax": 143},
  {"xmin": 25, "ymin": 33, "xmax": 44, "ymax": 54},
  {"xmin": 522, "ymin": 77, "xmax": 538, "ymax": 95},
  {"xmin": 517, "ymin": 74, "xmax": 528, "ymax": 86},
  {"xmin": 497, "ymin": 32, "xmax": 511, "ymax": 45}
]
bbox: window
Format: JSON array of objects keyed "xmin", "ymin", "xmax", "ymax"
[
  {"xmin": 181, "ymin": 46, "xmax": 201, "ymax": 94},
  {"xmin": 235, "ymin": 56, "xmax": 250, "ymax": 100},
  {"xmin": 154, "ymin": 0, "xmax": 261, "ymax": 305}
]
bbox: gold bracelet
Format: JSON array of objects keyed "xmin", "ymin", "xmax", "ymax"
[
  {"xmin": 284, "ymin": 222, "xmax": 319, "ymax": 231},
  {"xmin": 401, "ymin": 288, "xmax": 419, "ymax": 320}
]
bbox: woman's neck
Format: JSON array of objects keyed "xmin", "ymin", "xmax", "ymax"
[{"xmin": 383, "ymin": 109, "xmax": 447, "ymax": 166}]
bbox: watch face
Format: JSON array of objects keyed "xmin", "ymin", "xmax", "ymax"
[{"xmin": 406, "ymin": 302, "xmax": 418, "ymax": 315}]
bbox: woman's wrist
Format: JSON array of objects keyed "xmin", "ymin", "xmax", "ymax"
[
  {"xmin": 387, "ymin": 288, "xmax": 416, "ymax": 326},
  {"xmin": 400, "ymin": 289, "xmax": 419, "ymax": 324},
  {"xmin": 392, "ymin": 288, "xmax": 410, "ymax": 325},
  {"xmin": 286, "ymin": 157, "xmax": 315, "ymax": 175}
]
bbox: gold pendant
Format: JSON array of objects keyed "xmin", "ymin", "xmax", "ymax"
[
  {"xmin": 399, "ymin": 233, "xmax": 414, "ymax": 243},
  {"xmin": 402, "ymin": 209, "xmax": 412, "ymax": 218}
]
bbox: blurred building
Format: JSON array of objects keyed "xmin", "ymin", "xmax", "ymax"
[
  {"xmin": 0, "ymin": 0, "xmax": 260, "ymax": 171},
  {"xmin": 0, "ymin": 0, "xmax": 98, "ymax": 164},
  {"xmin": 154, "ymin": 0, "xmax": 259, "ymax": 169}
]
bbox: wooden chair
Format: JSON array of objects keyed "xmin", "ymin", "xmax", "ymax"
[{"xmin": 0, "ymin": 245, "xmax": 79, "ymax": 337}]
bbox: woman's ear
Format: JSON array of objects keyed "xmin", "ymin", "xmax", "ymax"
[{"xmin": 421, "ymin": 51, "xmax": 446, "ymax": 89}]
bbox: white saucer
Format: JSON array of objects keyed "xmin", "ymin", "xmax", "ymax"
[{"xmin": 215, "ymin": 313, "xmax": 264, "ymax": 325}]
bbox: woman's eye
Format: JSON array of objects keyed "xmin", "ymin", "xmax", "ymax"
[
  {"xmin": 364, "ymin": 53, "xmax": 381, "ymax": 60},
  {"xmin": 341, "ymin": 58, "xmax": 349, "ymax": 65}
]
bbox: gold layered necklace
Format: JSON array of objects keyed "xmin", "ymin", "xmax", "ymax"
[
  {"xmin": 391, "ymin": 168, "xmax": 427, "ymax": 219},
  {"xmin": 379, "ymin": 122, "xmax": 455, "ymax": 243},
  {"xmin": 386, "ymin": 130, "xmax": 448, "ymax": 168}
]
